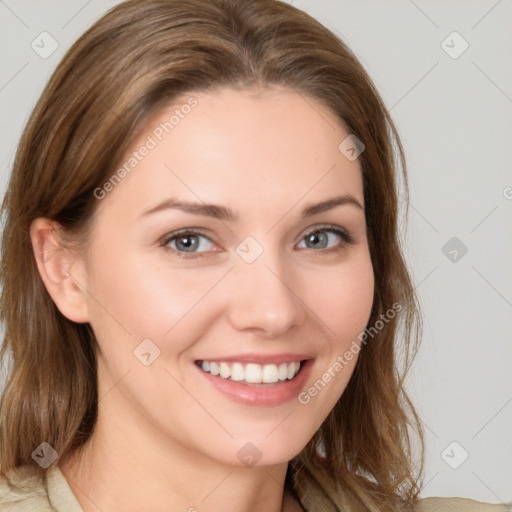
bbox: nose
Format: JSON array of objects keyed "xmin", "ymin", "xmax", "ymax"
[{"xmin": 225, "ymin": 253, "xmax": 305, "ymax": 338}]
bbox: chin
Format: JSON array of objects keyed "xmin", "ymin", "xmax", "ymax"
[{"xmin": 209, "ymin": 434, "xmax": 311, "ymax": 469}]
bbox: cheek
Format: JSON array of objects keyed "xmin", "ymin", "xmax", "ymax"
[
  {"xmin": 298, "ymin": 253, "xmax": 374, "ymax": 410},
  {"xmin": 310, "ymin": 252, "xmax": 375, "ymax": 343},
  {"xmin": 294, "ymin": 316, "xmax": 372, "ymax": 441},
  {"xmin": 84, "ymin": 247, "xmax": 227, "ymax": 354},
  {"xmin": 124, "ymin": 264, "xmax": 228, "ymax": 337}
]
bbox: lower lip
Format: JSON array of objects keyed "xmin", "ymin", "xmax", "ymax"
[{"xmin": 196, "ymin": 359, "xmax": 314, "ymax": 407}]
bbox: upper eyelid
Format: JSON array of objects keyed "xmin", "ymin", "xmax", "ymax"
[{"xmin": 161, "ymin": 228, "xmax": 213, "ymax": 246}]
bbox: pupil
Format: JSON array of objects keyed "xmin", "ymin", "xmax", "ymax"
[
  {"xmin": 308, "ymin": 232, "xmax": 327, "ymax": 248},
  {"xmin": 177, "ymin": 235, "xmax": 198, "ymax": 252}
]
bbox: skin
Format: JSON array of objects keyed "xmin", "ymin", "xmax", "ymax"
[{"xmin": 31, "ymin": 86, "xmax": 375, "ymax": 512}]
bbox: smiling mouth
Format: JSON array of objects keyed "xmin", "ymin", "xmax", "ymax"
[{"xmin": 195, "ymin": 360, "xmax": 303, "ymax": 385}]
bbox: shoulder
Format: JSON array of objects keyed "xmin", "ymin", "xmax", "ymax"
[
  {"xmin": 0, "ymin": 464, "xmax": 53, "ymax": 511},
  {"xmin": 417, "ymin": 497, "xmax": 512, "ymax": 512},
  {"xmin": 0, "ymin": 464, "xmax": 83, "ymax": 512}
]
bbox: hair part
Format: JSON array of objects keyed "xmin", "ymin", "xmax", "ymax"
[{"xmin": 0, "ymin": 1, "xmax": 424, "ymax": 510}]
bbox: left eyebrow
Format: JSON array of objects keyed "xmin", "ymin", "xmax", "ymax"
[
  {"xmin": 300, "ymin": 194, "xmax": 363, "ymax": 217},
  {"xmin": 138, "ymin": 194, "xmax": 363, "ymax": 222}
]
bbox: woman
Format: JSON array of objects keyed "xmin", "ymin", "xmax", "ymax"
[{"xmin": 0, "ymin": 0, "xmax": 509, "ymax": 511}]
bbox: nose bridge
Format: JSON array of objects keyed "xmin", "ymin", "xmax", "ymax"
[{"xmin": 226, "ymin": 240, "xmax": 304, "ymax": 336}]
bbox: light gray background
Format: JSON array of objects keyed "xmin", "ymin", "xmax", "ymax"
[{"xmin": 0, "ymin": 0, "xmax": 511, "ymax": 503}]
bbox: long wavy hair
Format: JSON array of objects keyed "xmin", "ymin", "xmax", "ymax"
[{"xmin": 0, "ymin": 0, "xmax": 424, "ymax": 510}]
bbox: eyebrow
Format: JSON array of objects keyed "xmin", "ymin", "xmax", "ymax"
[{"xmin": 139, "ymin": 194, "xmax": 363, "ymax": 222}]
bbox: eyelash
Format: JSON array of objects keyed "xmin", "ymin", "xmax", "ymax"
[{"xmin": 160, "ymin": 224, "xmax": 356, "ymax": 260}]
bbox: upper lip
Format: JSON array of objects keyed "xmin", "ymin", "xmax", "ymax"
[{"xmin": 195, "ymin": 353, "xmax": 313, "ymax": 365}]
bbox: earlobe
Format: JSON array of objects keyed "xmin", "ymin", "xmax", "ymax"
[{"xmin": 30, "ymin": 217, "xmax": 90, "ymax": 323}]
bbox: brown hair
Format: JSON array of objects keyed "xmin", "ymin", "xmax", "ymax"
[{"xmin": 0, "ymin": 0, "xmax": 424, "ymax": 510}]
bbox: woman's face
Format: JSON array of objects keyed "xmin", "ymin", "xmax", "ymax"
[{"xmin": 74, "ymin": 86, "xmax": 374, "ymax": 467}]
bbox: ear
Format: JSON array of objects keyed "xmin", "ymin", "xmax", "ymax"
[{"xmin": 30, "ymin": 217, "xmax": 90, "ymax": 323}]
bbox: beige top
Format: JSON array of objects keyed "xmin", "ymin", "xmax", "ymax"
[{"xmin": 0, "ymin": 464, "xmax": 510, "ymax": 511}]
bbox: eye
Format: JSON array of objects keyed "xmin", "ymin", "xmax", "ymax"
[
  {"xmin": 297, "ymin": 225, "xmax": 354, "ymax": 252},
  {"xmin": 161, "ymin": 225, "xmax": 355, "ymax": 260},
  {"xmin": 161, "ymin": 230, "xmax": 216, "ymax": 258}
]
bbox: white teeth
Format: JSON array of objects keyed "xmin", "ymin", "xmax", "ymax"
[
  {"xmin": 198, "ymin": 360, "xmax": 301, "ymax": 383},
  {"xmin": 219, "ymin": 362, "xmax": 231, "ymax": 378},
  {"xmin": 209, "ymin": 361, "xmax": 220, "ymax": 376},
  {"xmin": 287, "ymin": 362, "xmax": 297, "ymax": 380},
  {"xmin": 245, "ymin": 363, "xmax": 262, "ymax": 383},
  {"xmin": 278, "ymin": 363, "xmax": 288, "ymax": 381},
  {"xmin": 262, "ymin": 364, "xmax": 278, "ymax": 384},
  {"xmin": 230, "ymin": 362, "xmax": 245, "ymax": 381}
]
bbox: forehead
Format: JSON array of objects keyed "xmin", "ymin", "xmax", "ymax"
[{"xmin": 96, "ymin": 87, "xmax": 364, "ymax": 220}]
